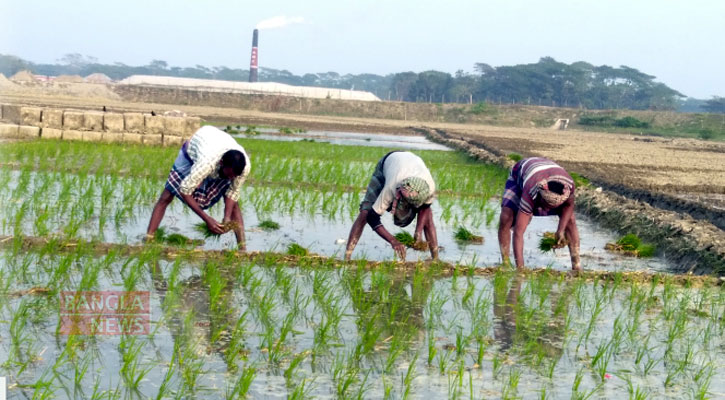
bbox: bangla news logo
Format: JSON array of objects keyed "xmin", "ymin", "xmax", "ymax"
[{"xmin": 59, "ymin": 291, "xmax": 150, "ymax": 335}]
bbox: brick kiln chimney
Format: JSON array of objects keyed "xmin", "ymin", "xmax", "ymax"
[{"xmin": 249, "ymin": 29, "xmax": 259, "ymax": 82}]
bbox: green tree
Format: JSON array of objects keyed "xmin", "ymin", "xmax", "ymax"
[{"xmin": 702, "ymin": 97, "xmax": 725, "ymax": 113}]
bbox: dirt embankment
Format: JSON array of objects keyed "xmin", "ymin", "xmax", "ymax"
[{"xmin": 432, "ymin": 125, "xmax": 725, "ymax": 224}]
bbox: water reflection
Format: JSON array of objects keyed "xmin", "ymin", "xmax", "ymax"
[
  {"xmin": 343, "ymin": 267, "xmax": 432, "ymax": 346},
  {"xmin": 493, "ymin": 275, "xmax": 568, "ymax": 362},
  {"xmin": 148, "ymin": 261, "xmax": 240, "ymax": 367}
]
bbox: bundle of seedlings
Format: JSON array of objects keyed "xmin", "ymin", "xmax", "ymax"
[
  {"xmin": 394, "ymin": 231, "xmax": 429, "ymax": 251},
  {"xmin": 244, "ymin": 125, "xmax": 260, "ymax": 135},
  {"xmin": 287, "ymin": 243, "xmax": 309, "ymax": 256},
  {"xmin": 454, "ymin": 226, "xmax": 484, "ymax": 244},
  {"xmin": 605, "ymin": 234, "xmax": 655, "ymax": 258},
  {"xmin": 153, "ymin": 227, "xmax": 204, "ymax": 247},
  {"xmin": 539, "ymin": 232, "xmax": 568, "ymax": 252},
  {"xmin": 194, "ymin": 221, "xmax": 240, "ymax": 240},
  {"xmin": 258, "ymin": 220, "xmax": 280, "ymax": 230}
]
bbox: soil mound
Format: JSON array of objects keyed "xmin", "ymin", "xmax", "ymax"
[
  {"xmin": 84, "ymin": 73, "xmax": 112, "ymax": 84},
  {"xmin": 10, "ymin": 70, "xmax": 36, "ymax": 82},
  {"xmin": 0, "ymin": 74, "xmax": 18, "ymax": 88}
]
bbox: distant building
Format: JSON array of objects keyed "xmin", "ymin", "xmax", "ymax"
[{"xmin": 118, "ymin": 75, "xmax": 381, "ymax": 102}]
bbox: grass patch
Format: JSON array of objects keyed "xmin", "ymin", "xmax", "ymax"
[
  {"xmin": 508, "ymin": 153, "xmax": 522, "ymax": 162},
  {"xmin": 570, "ymin": 172, "xmax": 590, "ymax": 188}
]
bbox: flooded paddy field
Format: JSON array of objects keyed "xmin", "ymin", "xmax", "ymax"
[
  {"xmin": 0, "ymin": 133, "xmax": 722, "ymax": 399},
  {"xmin": 1, "ymin": 249, "xmax": 723, "ymax": 399}
]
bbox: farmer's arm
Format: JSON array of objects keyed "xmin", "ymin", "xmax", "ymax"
[
  {"xmin": 415, "ymin": 205, "xmax": 438, "ymax": 260},
  {"xmin": 223, "ymin": 196, "xmax": 246, "ymax": 250},
  {"xmin": 179, "ymin": 193, "xmax": 225, "ymax": 234},
  {"xmin": 367, "ymin": 211, "xmax": 406, "ymax": 260},
  {"xmin": 555, "ymin": 195, "xmax": 575, "ymax": 245},
  {"xmin": 512, "ymin": 211, "xmax": 532, "ymax": 269},
  {"xmin": 179, "ymin": 161, "xmax": 224, "ymax": 234},
  {"xmin": 224, "ymin": 175, "xmax": 246, "ymax": 249},
  {"xmin": 345, "ymin": 210, "xmax": 369, "ymax": 260}
]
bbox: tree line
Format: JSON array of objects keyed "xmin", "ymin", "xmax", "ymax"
[{"xmin": 2, "ymin": 53, "xmax": 722, "ymax": 112}]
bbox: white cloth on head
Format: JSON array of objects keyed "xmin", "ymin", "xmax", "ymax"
[
  {"xmin": 371, "ymin": 152, "xmax": 435, "ymax": 216},
  {"xmin": 179, "ymin": 125, "xmax": 251, "ymax": 202}
]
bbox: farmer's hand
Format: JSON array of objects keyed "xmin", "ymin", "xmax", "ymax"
[
  {"xmin": 206, "ymin": 218, "xmax": 226, "ymax": 235},
  {"xmin": 555, "ymin": 230, "xmax": 567, "ymax": 247},
  {"xmin": 391, "ymin": 239, "xmax": 407, "ymax": 261}
]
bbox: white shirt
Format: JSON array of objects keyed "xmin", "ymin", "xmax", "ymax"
[
  {"xmin": 179, "ymin": 126, "xmax": 251, "ymax": 202},
  {"xmin": 372, "ymin": 152, "xmax": 435, "ymax": 215}
]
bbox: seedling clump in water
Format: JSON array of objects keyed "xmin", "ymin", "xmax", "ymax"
[
  {"xmin": 454, "ymin": 226, "xmax": 483, "ymax": 244},
  {"xmin": 258, "ymin": 220, "xmax": 280, "ymax": 230},
  {"xmin": 153, "ymin": 227, "xmax": 203, "ymax": 247},
  {"xmin": 605, "ymin": 233, "xmax": 656, "ymax": 257},
  {"xmin": 287, "ymin": 243, "xmax": 309, "ymax": 256}
]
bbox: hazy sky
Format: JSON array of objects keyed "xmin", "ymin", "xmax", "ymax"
[{"xmin": 2, "ymin": 0, "xmax": 724, "ymax": 98}]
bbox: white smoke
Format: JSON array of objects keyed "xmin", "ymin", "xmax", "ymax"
[{"xmin": 256, "ymin": 16, "xmax": 304, "ymax": 30}]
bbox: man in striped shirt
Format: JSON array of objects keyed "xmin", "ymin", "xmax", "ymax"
[
  {"xmin": 498, "ymin": 157, "xmax": 581, "ymax": 270},
  {"xmin": 146, "ymin": 126, "xmax": 251, "ymax": 250}
]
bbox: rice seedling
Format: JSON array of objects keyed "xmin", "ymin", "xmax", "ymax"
[
  {"xmin": 507, "ymin": 153, "xmax": 522, "ymax": 162},
  {"xmin": 287, "ymin": 243, "xmax": 309, "ymax": 256},
  {"xmin": 453, "ymin": 226, "xmax": 483, "ymax": 244},
  {"xmin": 538, "ymin": 232, "xmax": 567, "ymax": 252},
  {"xmin": 393, "ymin": 231, "xmax": 429, "ymax": 251},
  {"xmin": 605, "ymin": 233, "xmax": 656, "ymax": 257},
  {"xmin": 402, "ymin": 352, "xmax": 419, "ymax": 399},
  {"xmin": 227, "ymin": 364, "xmax": 257, "ymax": 398},
  {"xmin": 258, "ymin": 219, "xmax": 281, "ymax": 230},
  {"xmin": 193, "ymin": 221, "xmax": 240, "ymax": 239},
  {"xmin": 243, "ymin": 125, "xmax": 260, "ymax": 135},
  {"xmin": 153, "ymin": 227, "xmax": 204, "ymax": 247}
]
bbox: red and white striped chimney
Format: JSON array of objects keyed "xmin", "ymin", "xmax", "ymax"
[{"xmin": 249, "ymin": 29, "xmax": 259, "ymax": 82}]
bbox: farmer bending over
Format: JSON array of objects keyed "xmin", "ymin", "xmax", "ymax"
[
  {"xmin": 345, "ymin": 151, "xmax": 438, "ymax": 261},
  {"xmin": 498, "ymin": 157, "xmax": 580, "ymax": 270},
  {"xmin": 146, "ymin": 125, "xmax": 251, "ymax": 250}
]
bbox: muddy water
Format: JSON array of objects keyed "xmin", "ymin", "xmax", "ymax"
[
  {"xmin": 228, "ymin": 127, "xmax": 452, "ymax": 151},
  {"xmin": 134, "ymin": 197, "xmax": 668, "ymax": 272},
  {"xmin": 1, "ymin": 174, "xmax": 668, "ymax": 273}
]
